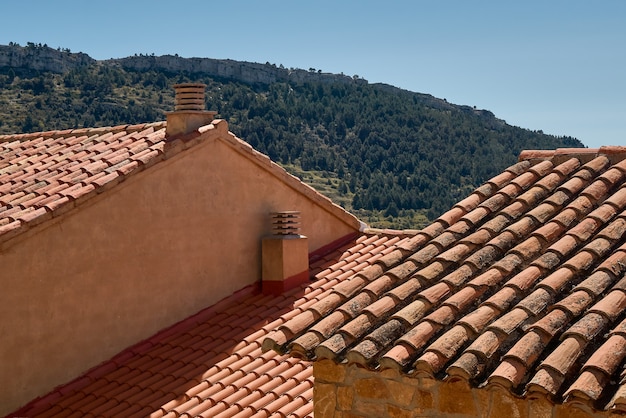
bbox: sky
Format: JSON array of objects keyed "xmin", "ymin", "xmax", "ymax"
[{"xmin": 1, "ymin": 0, "xmax": 625, "ymax": 148}]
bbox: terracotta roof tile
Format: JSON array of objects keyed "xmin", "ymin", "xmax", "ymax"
[
  {"xmin": 1, "ymin": 119, "xmax": 361, "ymax": 247},
  {"xmin": 11, "ymin": 230, "xmax": 410, "ymax": 418},
  {"xmin": 9, "ymin": 130, "xmax": 626, "ymax": 414},
  {"xmin": 0, "ymin": 123, "xmax": 165, "ymax": 244},
  {"xmin": 264, "ymin": 148, "xmax": 626, "ymax": 412}
]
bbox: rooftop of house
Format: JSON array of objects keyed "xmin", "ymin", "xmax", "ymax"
[
  {"xmin": 0, "ymin": 118, "xmax": 360, "ymax": 247},
  {"xmin": 264, "ymin": 146, "xmax": 626, "ymax": 413},
  {"xmin": 9, "ymin": 230, "xmax": 415, "ymax": 418},
  {"xmin": 5, "ymin": 92, "xmax": 626, "ymax": 417}
]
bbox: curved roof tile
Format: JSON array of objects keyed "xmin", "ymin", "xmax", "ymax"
[
  {"xmin": 264, "ymin": 148, "xmax": 626, "ymax": 412},
  {"xmin": 10, "ymin": 231, "xmax": 412, "ymax": 418},
  {"xmin": 0, "ymin": 120, "xmax": 361, "ymax": 246}
]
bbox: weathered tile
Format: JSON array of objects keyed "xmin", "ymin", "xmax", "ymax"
[{"xmin": 8, "ymin": 128, "xmax": 626, "ymax": 416}]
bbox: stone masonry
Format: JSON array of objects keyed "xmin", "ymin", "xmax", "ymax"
[{"xmin": 312, "ymin": 359, "xmax": 620, "ymax": 418}]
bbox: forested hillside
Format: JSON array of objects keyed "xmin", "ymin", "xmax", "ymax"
[{"xmin": 0, "ymin": 44, "xmax": 584, "ymax": 228}]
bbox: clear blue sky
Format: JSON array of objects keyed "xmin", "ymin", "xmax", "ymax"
[{"xmin": 2, "ymin": 0, "xmax": 625, "ymax": 148}]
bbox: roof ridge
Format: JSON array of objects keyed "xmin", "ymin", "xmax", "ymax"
[
  {"xmin": 361, "ymin": 227, "xmax": 421, "ymax": 237},
  {"xmin": 520, "ymin": 146, "xmax": 626, "ymax": 166}
]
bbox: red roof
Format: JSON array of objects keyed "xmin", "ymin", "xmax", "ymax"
[
  {"xmin": 264, "ymin": 147, "xmax": 626, "ymax": 412},
  {"xmin": 7, "ymin": 116, "xmax": 626, "ymax": 415},
  {"xmin": 9, "ymin": 231, "xmax": 413, "ymax": 417},
  {"xmin": 0, "ymin": 120, "xmax": 360, "ymax": 245}
]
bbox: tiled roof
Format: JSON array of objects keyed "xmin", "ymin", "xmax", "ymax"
[
  {"xmin": 0, "ymin": 122, "xmax": 168, "ymax": 243},
  {"xmin": 0, "ymin": 120, "xmax": 360, "ymax": 246},
  {"xmin": 9, "ymin": 231, "xmax": 410, "ymax": 418},
  {"xmin": 264, "ymin": 147, "xmax": 626, "ymax": 412}
]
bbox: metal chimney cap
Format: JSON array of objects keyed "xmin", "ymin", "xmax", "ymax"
[{"xmin": 271, "ymin": 211, "xmax": 302, "ymax": 236}]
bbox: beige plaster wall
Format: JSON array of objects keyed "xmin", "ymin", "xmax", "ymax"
[
  {"xmin": 0, "ymin": 133, "xmax": 359, "ymax": 414},
  {"xmin": 313, "ymin": 360, "xmax": 614, "ymax": 418}
]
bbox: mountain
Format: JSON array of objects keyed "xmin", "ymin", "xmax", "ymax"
[{"xmin": 0, "ymin": 43, "xmax": 584, "ymax": 227}]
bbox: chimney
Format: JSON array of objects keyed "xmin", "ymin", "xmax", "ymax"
[
  {"xmin": 262, "ymin": 211, "xmax": 310, "ymax": 295},
  {"xmin": 166, "ymin": 83, "xmax": 217, "ymax": 137}
]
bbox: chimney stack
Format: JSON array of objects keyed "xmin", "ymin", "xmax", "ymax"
[
  {"xmin": 166, "ymin": 83, "xmax": 217, "ymax": 137},
  {"xmin": 262, "ymin": 211, "xmax": 310, "ymax": 295}
]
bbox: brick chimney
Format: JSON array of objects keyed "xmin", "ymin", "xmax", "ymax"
[
  {"xmin": 166, "ymin": 83, "xmax": 217, "ymax": 137},
  {"xmin": 262, "ymin": 211, "xmax": 310, "ymax": 295}
]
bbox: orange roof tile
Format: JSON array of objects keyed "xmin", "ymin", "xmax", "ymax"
[
  {"xmin": 264, "ymin": 148, "xmax": 626, "ymax": 413},
  {"xmin": 8, "ymin": 231, "xmax": 412, "ymax": 417},
  {"xmin": 0, "ymin": 120, "xmax": 361, "ymax": 246}
]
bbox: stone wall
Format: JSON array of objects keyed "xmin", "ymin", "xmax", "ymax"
[{"xmin": 313, "ymin": 359, "xmax": 613, "ymax": 418}]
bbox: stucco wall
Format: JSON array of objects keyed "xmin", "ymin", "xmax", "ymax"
[
  {"xmin": 313, "ymin": 360, "xmax": 612, "ymax": 418},
  {"xmin": 0, "ymin": 132, "xmax": 359, "ymax": 414}
]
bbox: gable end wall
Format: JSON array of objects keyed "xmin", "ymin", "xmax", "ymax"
[{"xmin": 0, "ymin": 129, "xmax": 358, "ymax": 414}]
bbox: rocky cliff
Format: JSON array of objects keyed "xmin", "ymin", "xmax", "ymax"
[
  {"xmin": 109, "ymin": 55, "xmax": 366, "ymax": 86},
  {"xmin": 0, "ymin": 44, "xmax": 94, "ymax": 73},
  {"xmin": 0, "ymin": 43, "xmax": 366, "ymax": 87}
]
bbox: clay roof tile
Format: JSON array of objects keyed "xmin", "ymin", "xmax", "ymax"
[
  {"xmin": 13, "ymin": 143, "xmax": 626, "ymax": 414},
  {"xmin": 10, "ymin": 230, "xmax": 392, "ymax": 417}
]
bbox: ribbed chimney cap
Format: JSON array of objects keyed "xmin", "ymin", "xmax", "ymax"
[
  {"xmin": 173, "ymin": 83, "xmax": 207, "ymax": 112},
  {"xmin": 166, "ymin": 83, "xmax": 216, "ymax": 137}
]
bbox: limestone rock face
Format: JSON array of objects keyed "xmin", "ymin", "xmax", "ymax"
[
  {"xmin": 111, "ymin": 54, "xmax": 366, "ymax": 86},
  {"xmin": 0, "ymin": 44, "xmax": 94, "ymax": 73},
  {"xmin": 0, "ymin": 43, "xmax": 366, "ymax": 86}
]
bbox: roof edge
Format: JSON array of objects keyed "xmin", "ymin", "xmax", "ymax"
[
  {"xmin": 0, "ymin": 118, "xmax": 363, "ymax": 248},
  {"xmin": 212, "ymin": 125, "xmax": 365, "ymax": 232},
  {"xmin": 0, "ymin": 122, "xmax": 167, "ymax": 143},
  {"xmin": 0, "ymin": 121, "xmax": 211, "ymax": 247},
  {"xmin": 520, "ymin": 146, "xmax": 626, "ymax": 165}
]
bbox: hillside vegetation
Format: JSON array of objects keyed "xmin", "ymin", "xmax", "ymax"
[{"xmin": 0, "ymin": 43, "xmax": 584, "ymax": 228}]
